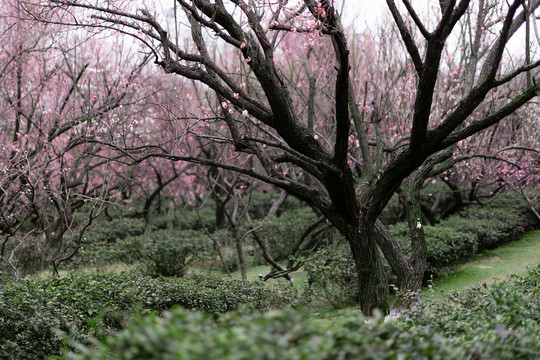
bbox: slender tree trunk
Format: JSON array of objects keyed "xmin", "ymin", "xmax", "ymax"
[
  {"xmin": 144, "ymin": 206, "xmax": 154, "ymax": 235},
  {"xmin": 349, "ymin": 218, "xmax": 390, "ymax": 316},
  {"xmin": 215, "ymin": 202, "xmax": 226, "ymax": 229},
  {"xmin": 232, "ymin": 226, "xmax": 247, "ymax": 280}
]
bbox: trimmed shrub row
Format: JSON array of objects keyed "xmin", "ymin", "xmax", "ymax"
[
  {"xmin": 57, "ymin": 266, "xmax": 540, "ymax": 360},
  {"xmin": 390, "ymin": 192, "xmax": 539, "ymax": 277},
  {"xmin": 443, "ymin": 193, "xmax": 539, "ymax": 250},
  {"xmin": 115, "ymin": 229, "xmax": 213, "ymax": 277},
  {"xmin": 59, "ymin": 308, "xmax": 463, "ymax": 360},
  {"xmin": 406, "ymin": 265, "xmax": 540, "ymax": 359},
  {"xmin": 0, "ymin": 272, "xmax": 300, "ymax": 359},
  {"xmin": 67, "ymin": 227, "xmax": 221, "ymax": 275}
]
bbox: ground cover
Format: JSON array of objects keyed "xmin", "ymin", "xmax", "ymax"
[
  {"xmin": 56, "ymin": 264, "xmax": 540, "ymax": 359},
  {"xmin": 427, "ymin": 229, "xmax": 540, "ymax": 300}
]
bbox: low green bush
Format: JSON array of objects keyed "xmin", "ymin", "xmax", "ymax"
[
  {"xmin": 406, "ymin": 265, "xmax": 540, "ymax": 359},
  {"xmin": 444, "ymin": 193, "xmax": 539, "ymax": 250},
  {"xmin": 58, "ymin": 306, "xmax": 465, "ymax": 360},
  {"xmin": 117, "ymin": 229, "xmax": 212, "ymax": 277},
  {"xmin": 133, "ymin": 274, "xmax": 301, "ymax": 315},
  {"xmin": 63, "ymin": 218, "xmax": 148, "ymax": 269},
  {"xmin": 442, "ymin": 216, "xmax": 512, "ymax": 250},
  {"xmin": 174, "ymin": 207, "xmax": 216, "ymax": 230},
  {"xmin": 253, "ymin": 207, "xmax": 320, "ymax": 262},
  {"xmin": 0, "ymin": 272, "xmax": 300, "ymax": 359},
  {"xmin": 84, "ymin": 218, "xmax": 146, "ymax": 244},
  {"xmin": 0, "ymin": 273, "xmax": 141, "ymax": 359}
]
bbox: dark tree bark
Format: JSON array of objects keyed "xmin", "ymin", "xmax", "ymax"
[{"xmin": 353, "ymin": 218, "xmax": 391, "ymax": 315}]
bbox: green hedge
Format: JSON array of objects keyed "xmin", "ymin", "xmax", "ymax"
[
  {"xmin": 0, "ymin": 273, "xmax": 299, "ymax": 359},
  {"xmin": 58, "ymin": 307, "xmax": 464, "ymax": 360},
  {"xmin": 389, "ymin": 222, "xmax": 478, "ymax": 276},
  {"xmin": 57, "ymin": 266, "xmax": 540, "ymax": 360},
  {"xmin": 66, "ymin": 227, "xmax": 220, "ymax": 274},
  {"xmin": 84, "ymin": 218, "xmax": 146, "ymax": 244},
  {"xmin": 115, "ymin": 229, "xmax": 212, "ymax": 277},
  {"xmin": 406, "ymin": 265, "xmax": 540, "ymax": 359},
  {"xmin": 390, "ymin": 192, "xmax": 538, "ymax": 277},
  {"xmin": 443, "ymin": 193, "xmax": 539, "ymax": 250}
]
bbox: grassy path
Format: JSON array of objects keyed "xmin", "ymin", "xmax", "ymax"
[{"xmin": 426, "ymin": 229, "xmax": 540, "ymax": 299}]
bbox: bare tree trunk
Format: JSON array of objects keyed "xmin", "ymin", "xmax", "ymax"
[
  {"xmin": 349, "ymin": 218, "xmax": 390, "ymax": 316},
  {"xmin": 439, "ymin": 0, "xmax": 452, "ymax": 14},
  {"xmin": 232, "ymin": 226, "xmax": 247, "ymax": 280}
]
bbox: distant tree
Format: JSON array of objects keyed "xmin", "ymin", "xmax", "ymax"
[{"xmin": 0, "ymin": 1, "xmax": 151, "ymax": 278}]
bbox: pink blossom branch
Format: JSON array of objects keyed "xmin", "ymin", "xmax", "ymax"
[{"xmin": 437, "ymin": 84, "xmax": 540, "ymax": 149}]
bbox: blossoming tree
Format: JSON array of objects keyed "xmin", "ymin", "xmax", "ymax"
[
  {"xmin": 0, "ymin": 1, "xmax": 154, "ymax": 277},
  {"xmin": 40, "ymin": 0, "xmax": 540, "ymax": 314}
]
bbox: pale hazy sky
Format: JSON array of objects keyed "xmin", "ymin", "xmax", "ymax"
[
  {"xmin": 342, "ymin": 0, "xmax": 528, "ymax": 56},
  {"xmin": 342, "ymin": 0, "xmax": 430, "ymax": 30}
]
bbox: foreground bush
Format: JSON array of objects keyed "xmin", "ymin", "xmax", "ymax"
[
  {"xmin": 59, "ymin": 308, "xmax": 464, "ymax": 360},
  {"xmin": 406, "ymin": 265, "xmax": 540, "ymax": 359},
  {"xmin": 0, "ymin": 272, "xmax": 299, "ymax": 359},
  {"xmin": 59, "ymin": 266, "xmax": 540, "ymax": 360}
]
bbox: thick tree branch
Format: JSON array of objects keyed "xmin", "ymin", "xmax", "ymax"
[
  {"xmin": 437, "ymin": 84, "xmax": 540, "ymax": 149},
  {"xmin": 386, "ymin": 0, "xmax": 424, "ymax": 75},
  {"xmin": 478, "ymin": 0, "xmax": 529, "ymax": 82},
  {"xmin": 402, "ymin": 0, "xmax": 430, "ymax": 39}
]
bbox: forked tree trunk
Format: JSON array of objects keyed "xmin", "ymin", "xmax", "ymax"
[
  {"xmin": 373, "ymin": 217, "xmax": 425, "ymax": 313},
  {"xmin": 389, "ymin": 152, "xmax": 451, "ymax": 311},
  {"xmin": 348, "ymin": 218, "xmax": 390, "ymax": 316}
]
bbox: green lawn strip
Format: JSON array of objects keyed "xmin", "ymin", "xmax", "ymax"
[{"xmin": 425, "ymin": 229, "xmax": 540, "ymax": 300}]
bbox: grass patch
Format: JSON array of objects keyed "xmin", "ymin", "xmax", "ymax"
[{"xmin": 426, "ymin": 230, "xmax": 540, "ymax": 300}]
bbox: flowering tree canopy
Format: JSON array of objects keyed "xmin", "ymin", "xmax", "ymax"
[{"xmin": 12, "ymin": 0, "xmax": 540, "ymax": 314}]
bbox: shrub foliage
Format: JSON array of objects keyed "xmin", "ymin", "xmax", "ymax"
[
  {"xmin": 58, "ymin": 266, "xmax": 540, "ymax": 360},
  {"xmin": 0, "ymin": 272, "xmax": 299, "ymax": 359}
]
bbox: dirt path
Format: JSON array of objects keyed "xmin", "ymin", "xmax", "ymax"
[{"xmin": 426, "ymin": 230, "xmax": 540, "ymax": 298}]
